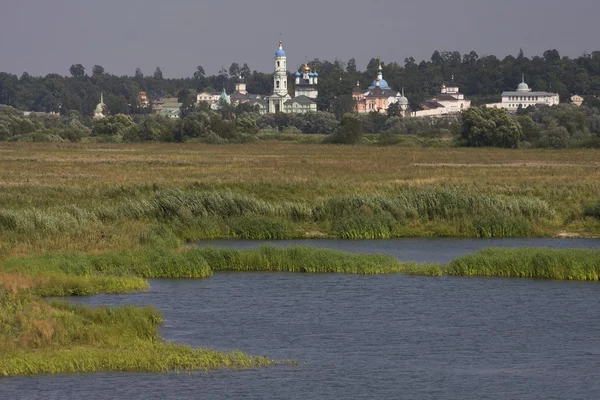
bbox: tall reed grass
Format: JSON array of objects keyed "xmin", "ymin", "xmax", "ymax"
[
  {"xmin": 0, "ymin": 188, "xmax": 557, "ymax": 242},
  {"xmin": 0, "ymin": 287, "xmax": 278, "ymax": 376},
  {"xmin": 447, "ymin": 247, "xmax": 600, "ymax": 280},
  {"xmin": 190, "ymin": 245, "xmax": 425, "ymax": 274}
]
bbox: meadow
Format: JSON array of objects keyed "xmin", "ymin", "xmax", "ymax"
[
  {"xmin": 0, "ymin": 142, "xmax": 599, "ymax": 257},
  {"xmin": 1, "ymin": 141, "xmax": 600, "ymax": 376}
]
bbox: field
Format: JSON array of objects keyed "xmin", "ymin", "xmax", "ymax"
[
  {"xmin": 1, "ymin": 141, "xmax": 600, "ymax": 376},
  {"xmin": 1, "ymin": 142, "xmax": 599, "ymax": 257}
]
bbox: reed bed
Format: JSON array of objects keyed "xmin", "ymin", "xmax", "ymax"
[
  {"xmin": 0, "ymin": 187, "xmax": 558, "ymax": 245},
  {"xmin": 0, "ymin": 287, "xmax": 277, "ymax": 376},
  {"xmin": 0, "ymin": 345, "xmax": 276, "ymax": 376},
  {"xmin": 447, "ymin": 247, "xmax": 600, "ymax": 280},
  {"xmin": 191, "ymin": 245, "xmax": 426, "ymax": 274}
]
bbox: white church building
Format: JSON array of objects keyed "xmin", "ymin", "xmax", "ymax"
[{"xmin": 487, "ymin": 75, "xmax": 560, "ymax": 111}]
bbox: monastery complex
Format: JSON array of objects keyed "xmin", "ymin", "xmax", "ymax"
[{"xmin": 94, "ymin": 41, "xmax": 563, "ymax": 119}]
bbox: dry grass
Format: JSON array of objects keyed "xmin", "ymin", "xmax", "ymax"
[
  {"xmin": 0, "ymin": 143, "xmax": 598, "ymax": 195},
  {"xmin": 0, "ymin": 142, "xmax": 598, "ymax": 252}
]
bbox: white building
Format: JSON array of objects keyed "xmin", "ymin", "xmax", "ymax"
[
  {"xmin": 267, "ymin": 41, "xmax": 292, "ymax": 113},
  {"xmin": 265, "ymin": 41, "xmax": 318, "ymax": 114},
  {"xmin": 488, "ymin": 75, "xmax": 559, "ymax": 111},
  {"xmin": 93, "ymin": 93, "xmax": 107, "ymax": 119},
  {"xmin": 413, "ymin": 78, "xmax": 471, "ymax": 117},
  {"xmin": 196, "ymin": 90, "xmax": 220, "ymax": 109}
]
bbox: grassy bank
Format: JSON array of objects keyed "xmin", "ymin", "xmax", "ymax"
[{"xmin": 0, "ymin": 287, "xmax": 277, "ymax": 376}]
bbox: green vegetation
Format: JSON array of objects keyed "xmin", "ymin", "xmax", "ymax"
[
  {"xmin": 447, "ymin": 248, "xmax": 600, "ymax": 281},
  {"xmin": 1, "ymin": 142, "xmax": 600, "ymax": 377},
  {"xmin": 0, "ymin": 287, "xmax": 276, "ymax": 376},
  {"xmin": 0, "ymin": 143, "xmax": 599, "ymax": 257},
  {"xmin": 2, "ymin": 239, "xmax": 600, "ymax": 376}
]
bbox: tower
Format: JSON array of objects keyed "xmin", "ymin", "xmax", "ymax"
[
  {"xmin": 268, "ymin": 40, "xmax": 292, "ymax": 113},
  {"xmin": 94, "ymin": 92, "xmax": 106, "ymax": 119},
  {"xmin": 273, "ymin": 40, "xmax": 288, "ymax": 96}
]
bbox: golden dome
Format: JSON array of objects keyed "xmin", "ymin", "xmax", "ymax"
[{"xmin": 303, "ymin": 64, "xmax": 311, "ymax": 73}]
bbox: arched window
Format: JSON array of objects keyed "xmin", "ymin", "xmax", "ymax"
[
  {"xmin": 276, "ymin": 81, "xmax": 280, "ymax": 89},
  {"xmin": 277, "ymin": 61, "xmax": 280, "ymax": 67}
]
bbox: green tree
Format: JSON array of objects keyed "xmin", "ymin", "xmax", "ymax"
[
  {"xmin": 240, "ymin": 63, "xmax": 251, "ymax": 79},
  {"xmin": 153, "ymin": 67, "xmax": 163, "ymax": 80},
  {"xmin": 516, "ymin": 115, "xmax": 540, "ymax": 142},
  {"xmin": 229, "ymin": 63, "xmax": 241, "ymax": 78},
  {"xmin": 92, "ymin": 65, "xmax": 105, "ymax": 76},
  {"xmin": 325, "ymin": 113, "xmax": 363, "ymax": 144},
  {"xmin": 455, "ymin": 106, "xmax": 523, "ymax": 148},
  {"xmin": 69, "ymin": 64, "xmax": 86, "ymax": 77},
  {"xmin": 193, "ymin": 65, "xmax": 205, "ymax": 79},
  {"xmin": 387, "ymin": 102, "xmax": 403, "ymax": 118},
  {"xmin": 346, "ymin": 58, "xmax": 357, "ymax": 73}
]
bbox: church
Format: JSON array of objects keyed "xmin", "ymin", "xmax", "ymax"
[
  {"xmin": 352, "ymin": 63, "xmax": 408, "ymax": 115},
  {"xmin": 266, "ymin": 41, "xmax": 318, "ymax": 114},
  {"xmin": 204, "ymin": 41, "xmax": 318, "ymax": 114}
]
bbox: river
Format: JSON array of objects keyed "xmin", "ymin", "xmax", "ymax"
[{"xmin": 2, "ymin": 238, "xmax": 600, "ymax": 400}]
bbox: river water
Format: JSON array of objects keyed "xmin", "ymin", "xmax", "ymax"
[{"xmin": 2, "ymin": 239, "xmax": 600, "ymax": 400}]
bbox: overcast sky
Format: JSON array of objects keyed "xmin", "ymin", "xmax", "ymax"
[{"xmin": 1, "ymin": 0, "xmax": 599, "ymax": 78}]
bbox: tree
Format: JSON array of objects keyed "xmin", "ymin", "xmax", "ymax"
[
  {"xmin": 135, "ymin": 68, "xmax": 144, "ymax": 79},
  {"xmin": 193, "ymin": 65, "xmax": 205, "ymax": 79},
  {"xmin": 153, "ymin": 67, "xmax": 163, "ymax": 80},
  {"xmin": 538, "ymin": 122, "xmax": 569, "ymax": 148},
  {"xmin": 179, "ymin": 90, "xmax": 198, "ymax": 118},
  {"xmin": 325, "ymin": 113, "xmax": 363, "ymax": 144},
  {"xmin": 92, "ymin": 65, "xmax": 105, "ymax": 76},
  {"xmin": 331, "ymin": 95, "xmax": 356, "ymax": 120},
  {"xmin": 455, "ymin": 106, "xmax": 523, "ymax": 148},
  {"xmin": 69, "ymin": 64, "xmax": 86, "ymax": 77},
  {"xmin": 516, "ymin": 115, "xmax": 540, "ymax": 142},
  {"xmin": 240, "ymin": 63, "xmax": 251, "ymax": 79},
  {"xmin": 346, "ymin": 58, "xmax": 357, "ymax": 73},
  {"xmin": 229, "ymin": 63, "xmax": 240, "ymax": 79},
  {"xmin": 387, "ymin": 102, "xmax": 403, "ymax": 118}
]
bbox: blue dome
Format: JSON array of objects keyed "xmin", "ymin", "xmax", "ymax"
[
  {"xmin": 313, "ymin": 72, "xmax": 318, "ymax": 77},
  {"xmin": 369, "ymin": 79, "xmax": 390, "ymax": 89},
  {"xmin": 275, "ymin": 49, "xmax": 286, "ymax": 57},
  {"xmin": 309, "ymin": 72, "xmax": 315, "ymax": 77},
  {"xmin": 295, "ymin": 72, "xmax": 301, "ymax": 77}
]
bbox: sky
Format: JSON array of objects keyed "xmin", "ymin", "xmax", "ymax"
[{"xmin": 1, "ymin": 0, "xmax": 599, "ymax": 78}]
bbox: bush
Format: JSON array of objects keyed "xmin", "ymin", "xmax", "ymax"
[{"xmin": 323, "ymin": 113, "xmax": 363, "ymax": 144}]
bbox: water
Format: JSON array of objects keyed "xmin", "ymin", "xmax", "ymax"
[{"xmin": 3, "ymin": 239, "xmax": 600, "ymax": 400}]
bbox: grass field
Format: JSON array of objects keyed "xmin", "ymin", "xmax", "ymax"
[
  {"xmin": 1, "ymin": 141, "xmax": 600, "ymax": 376},
  {"xmin": 0, "ymin": 142, "xmax": 599, "ymax": 257}
]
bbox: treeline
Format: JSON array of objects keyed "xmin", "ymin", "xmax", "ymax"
[
  {"xmin": 2, "ymin": 100, "xmax": 600, "ymax": 148},
  {"xmin": 3, "ymin": 49, "xmax": 600, "ymax": 116}
]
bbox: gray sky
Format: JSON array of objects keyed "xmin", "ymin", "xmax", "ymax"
[{"xmin": 1, "ymin": 0, "xmax": 599, "ymax": 77}]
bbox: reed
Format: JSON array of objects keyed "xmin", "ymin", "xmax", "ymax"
[
  {"xmin": 189, "ymin": 245, "xmax": 428, "ymax": 274},
  {"xmin": 0, "ymin": 345, "xmax": 276, "ymax": 376},
  {"xmin": 447, "ymin": 247, "xmax": 600, "ymax": 280},
  {"xmin": 0, "ymin": 288, "xmax": 278, "ymax": 376}
]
